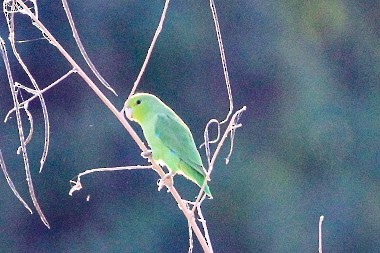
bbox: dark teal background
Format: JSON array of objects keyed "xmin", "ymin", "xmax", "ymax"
[{"xmin": 1, "ymin": 1, "xmax": 379, "ymax": 252}]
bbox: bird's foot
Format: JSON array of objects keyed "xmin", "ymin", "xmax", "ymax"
[
  {"xmin": 157, "ymin": 172, "xmax": 175, "ymax": 191},
  {"xmin": 141, "ymin": 150, "xmax": 152, "ymax": 159}
]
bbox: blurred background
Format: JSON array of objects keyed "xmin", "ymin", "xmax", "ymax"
[{"xmin": 1, "ymin": 0, "xmax": 379, "ymax": 252}]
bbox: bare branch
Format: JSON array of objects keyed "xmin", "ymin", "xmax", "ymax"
[
  {"xmin": 61, "ymin": 0, "xmax": 117, "ymax": 96},
  {"xmin": 319, "ymin": 215, "xmax": 324, "ymax": 253},
  {"xmin": 197, "ymin": 205, "xmax": 213, "ymax": 253},
  {"xmin": 200, "ymin": 119, "xmax": 220, "ymax": 161},
  {"xmin": 5, "ymin": 69, "xmax": 76, "ymax": 122},
  {"xmin": 209, "ymin": 0, "xmax": 233, "ymax": 124},
  {"xmin": 69, "ymin": 165, "xmax": 153, "ymax": 196},
  {"xmin": 128, "ymin": 0, "xmax": 171, "ymax": 98},
  {"xmin": 0, "ymin": 148, "xmax": 33, "ymax": 214},
  {"xmin": 225, "ymin": 106, "xmax": 245, "ymax": 164},
  {"xmin": 208, "ymin": 107, "xmax": 246, "ymax": 174},
  {"xmin": 16, "ymin": 101, "xmax": 33, "ymax": 154},
  {"xmin": 16, "ymin": 37, "xmax": 45, "ymax": 43},
  {"xmin": 188, "ymin": 220, "xmax": 194, "ymax": 253}
]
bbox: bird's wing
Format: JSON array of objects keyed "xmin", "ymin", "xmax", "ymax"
[{"xmin": 154, "ymin": 114, "xmax": 206, "ymax": 176}]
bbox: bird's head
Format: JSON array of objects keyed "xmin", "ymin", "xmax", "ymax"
[{"xmin": 124, "ymin": 93, "xmax": 161, "ymax": 124}]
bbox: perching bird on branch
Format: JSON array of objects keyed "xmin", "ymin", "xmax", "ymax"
[{"xmin": 124, "ymin": 93, "xmax": 212, "ymax": 198}]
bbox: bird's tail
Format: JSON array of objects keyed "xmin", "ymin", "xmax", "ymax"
[
  {"xmin": 203, "ymin": 184, "xmax": 213, "ymax": 199},
  {"xmin": 193, "ymin": 176, "xmax": 213, "ymax": 199},
  {"xmin": 180, "ymin": 163, "xmax": 213, "ymax": 198}
]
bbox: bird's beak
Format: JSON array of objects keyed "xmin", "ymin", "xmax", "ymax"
[{"xmin": 124, "ymin": 106, "xmax": 132, "ymax": 120}]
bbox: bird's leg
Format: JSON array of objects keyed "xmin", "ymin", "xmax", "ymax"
[
  {"xmin": 141, "ymin": 150, "xmax": 152, "ymax": 159},
  {"xmin": 157, "ymin": 171, "xmax": 175, "ymax": 191}
]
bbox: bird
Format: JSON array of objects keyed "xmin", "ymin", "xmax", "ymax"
[{"xmin": 124, "ymin": 93, "xmax": 212, "ymax": 197}]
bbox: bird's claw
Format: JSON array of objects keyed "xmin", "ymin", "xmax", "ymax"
[
  {"xmin": 157, "ymin": 179, "xmax": 165, "ymax": 191},
  {"xmin": 157, "ymin": 172, "xmax": 174, "ymax": 191},
  {"xmin": 141, "ymin": 150, "xmax": 152, "ymax": 158}
]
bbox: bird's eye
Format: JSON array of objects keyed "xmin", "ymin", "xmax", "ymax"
[{"xmin": 136, "ymin": 100, "xmax": 141, "ymax": 105}]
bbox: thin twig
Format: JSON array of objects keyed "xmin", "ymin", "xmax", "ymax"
[
  {"xmin": 128, "ymin": 0, "xmax": 171, "ymax": 98},
  {"xmin": 16, "ymin": 101, "xmax": 33, "ymax": 154},
  {"xmin": 209, "ymin": 0, "xmax": 233, "ymax": 124},
  {"xmin": 5, "ymin": 69, "xmax": 76, "ymax": 122},
  {"xmin": 197, "ymin": 205, "xmax": 213, "ymax": 253},
  {"xmin": 69, "ymin": 165, "xmax": 153, "ymax": 196},
  {"xmin": 16, "ymin": 37, "xmax": 45, "ymax": 43},
  {"xmin": 208, "ymin": 107, "xmax": 245, "ymax": 171},
  {"xmin": 225, "ymin": 106, "xmax": 245, "ymax": 164},
  {"xmin": 319, "ymin": 215, "xmax": 324, "ymax": 253},
  {"xmin": 200, "ymin": 119, "xmax": 220, "ymax": 161},
  {"xmin": 0, "ymin": 148, "xmax": 33, "ymax": 214},
  {"xmin": 61, "ymin": 0, "xmax": 117, "ymax": 96},
  {"xmin": 188, "ymin": 220, "xmax": 194, "ymax": 253}
]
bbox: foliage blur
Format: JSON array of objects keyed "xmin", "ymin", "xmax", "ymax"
[{"xmin": 0, "ymin": 0, "xmax": 379, "ymax": 252}]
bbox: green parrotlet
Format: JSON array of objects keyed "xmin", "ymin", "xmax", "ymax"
[{"xmin": 124, "ymin": 93, "xmax": 212, "ymax": 197}]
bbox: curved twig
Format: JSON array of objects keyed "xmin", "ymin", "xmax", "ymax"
[
  {"xmin": 0, "ymin": 148, "xmax": 33, "ymax": 214},
  {"xmin": 193, "ymin": 106, "xmax": 246, "ymax": 211},
  {"xmin": 61, "ymin": 0, "xmax": 117, "ymax": 96},
  {"xmin": 16, "ymin": 102, "xmax": 33, "ymax": 154}
]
